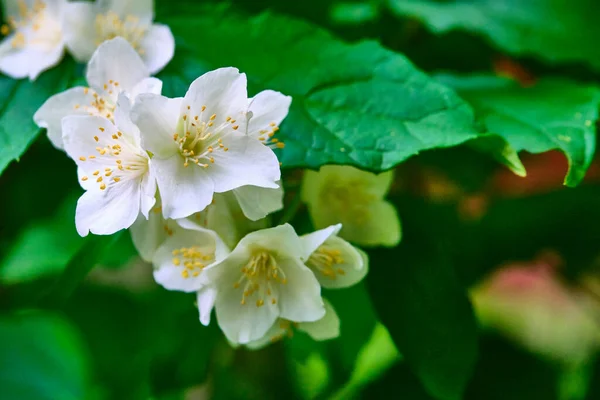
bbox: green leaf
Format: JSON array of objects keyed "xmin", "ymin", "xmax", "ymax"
[
  {"xmin": 388, "ymin": 0, "xmax": 600, "ymax": 69},
  {"xmin": 326, "ymin": 283, "xmax": 379, "ymax": 372},
  {"xmin": 160, "ymin": 6, "xmax": 481, "ymax": 171},
  {"xmin": 0, "ymin": 193, "xmax": 83, "ymax": 285},
  {"xmin": 436, "ymin": 74, "xmax": 600, "ymax": 186},
  {"xmin": 0, "ymin": 311, "xmax": 90, "ymax": 400},
  {"xmin": 366, "ymin": 198, "xmax": 478, "ymax": 400},
  {"xmin": 0, "ymin": 60, "xmax": 75, "ymax": 175},
  {"xmin": 467, "ymin": 335, "xmax": 560, "ymax": 400},
  {"xmin": 42, "ymin": 233, "xmax": 123, "ymax": 308},
  {"xmin": 466, "ymin": 133, "xmax": 526, "ymax": 178},
  {"xmin": 330, "ymin": 323, "xmax": 401, "ymax": 400},
  {"xmin": 64, "ymin": 286, "xmax": 219, "ymax": 398}
]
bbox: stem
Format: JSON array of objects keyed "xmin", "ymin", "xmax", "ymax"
[{"xmin": 277, "ymin": 191, "xmax": 303, "ymax": 225}]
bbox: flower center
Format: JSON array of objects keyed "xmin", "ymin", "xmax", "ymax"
[
  {"xmin": 95, "ymin": 12, "xmax": 147, "ymax": 54},
  {"xmin": 171, "ymin": 246, "xmax": 214, "ymax": 279},
  {"xmin": 2, "ymin": 0, "xmax": 62, "ymax": 51},
  {"xmin": 307, "ymin": 244, "xmax": 346, "ymax": 280},
  {"xmin": 173, "ymin": 105, "xmax": 239, "ymax": 168},
  {"xmin": 233, "ymin": 251, "xmax": 287, "ymax": 307},
  {"xmin": 323, "ymin": 179, "xmax": 377, "ymax": 224},
  {"xmin": 74, "ymin": 84, "xmax": 120, "ymax": 121},
  {"xmin": 78, "ymin": 125, "xmax": 148, "ymax": 191}
]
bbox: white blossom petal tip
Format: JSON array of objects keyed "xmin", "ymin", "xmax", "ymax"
[
  {"xmin": 301, "ymin": 226, "xmax": 368, "ymax": 289},
  {"xmin": 0, "ymin": 0, "xmax": 66, "ymax": 80},
  {"xmin": 62, "ymin": 0, "xmax": 173, "ymax": 73},
  {"xmin": 247, "ymin": 89, "xmax": 292, "ymax": 150},
  {"xmin": 243, "ymin": 298, "xmax": 340, "ymax": 349}
]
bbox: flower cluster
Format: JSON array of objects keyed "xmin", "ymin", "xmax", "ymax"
[
  {"xmin": 0, "ymin": 0, "xmax": 174, "ymax": 80},
  {"xmin": 24, "ymin": 0, "xmax": 375, "ymax": 346}
]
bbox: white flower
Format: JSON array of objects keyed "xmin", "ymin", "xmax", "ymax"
[
  {"xmin": 62, "ymin": 0, "xmax": 174, "ymax": 74},
  {"xmin": 244, "ymin": 299, "xmax": 340, "ymax": 350},
  {"xmin": 130, "ymin": 186, "xmax": 280, "ymax": 262},
  {"xmin": 302, "ymin": 165, "xmax": 401, "ymax": 247},
  {"xmin": 34, "ymin": 37, "xmax": 161, "ymax": 150},
  {"xmin": 131, "ymin": 67, "xmax": 282, "ymax": 220},
  {"xmin": 300, "ymin": 224, "xmax": 368, "ymax": 289},
  {"xmin": 200, "ymin": 224, "xmax": 325, "ymax": 344},
  {"xmin": 246, "ymin": 89, "xmax": 292, "ymax": 150},
  {"xmin": 0, "ymin": 0, "xmax": 66, "ymax": 80},
  {"xmin": 151, "ymin": 218, "xmax": 229, "ymax": 293},
  {"xmin": 229, "ymin": 183, "xmax": 284, "ymax": 222},
  {"xmin": 62, "ymin": 94, "xmax": 156, "ymax": 236}
]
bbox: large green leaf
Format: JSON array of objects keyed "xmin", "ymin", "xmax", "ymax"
[
  {"xmin": 0, "ymin": 312, "xmax": 90, "ymax": 400},
  {"xmin": 367, "ymin": 197, "xmax": 479, "ymax": 400},
  {"xmin": 388, "ymin": 0, "xmax": 600, "ymax": 69},
  {"xmin": 436, "ymin": 75, "xmax": 600, "ymax": 186},
  {"xmin": 0, "ymin": 194, "xmax": 83, "ymax": 285},
  {"xmin": 160, "ymin": 6, "xmax": 481, "ymax": 171},
  {"xmin": 42, "ymin": 233, "xmax": 123, "ymax": 307},
  {"xmin": 0, "ymin": 60, "xmax": 75, "ymax": 175}
]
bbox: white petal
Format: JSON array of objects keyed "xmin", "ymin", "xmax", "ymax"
[
  {"xmin": 247, "ymin": 90, "xmax": 292, "ymax": 139},
  {"xmin": 210, "ymin": 135, "xmax": 280, "ymax": 193},
  {"xmin": 129, "ymin": 207, "xmax": 172, "ymax": 262},
  {"xmin": 0, "ymin": 40, "xmax": 64, "ymax": 80},
  {"xmin": 151, "ymin": 156, "xmax": 215, "ymax": 220},
  {"xmin": 176, "ymin": 218, "xmax": 231, "ymax": 262},
  {"xmin": 184, "ymin": 193, "xmax": 239, "ymax": 249},
  {"xmin": 139, "ymin": 165, "xmax": 156, "ymax": 218},
  {"xmin": 215, "ymin": 279, "xmax": 279, "ymax": 344},
  {"xmin": 86, "ymin": 37, "xmax": 149, "ymax": 94},
  {"xmin": 340, "ymin": 201, "xmax": 401, "ymax": 247},
  {"xmin": 307, "ymin": 236, "xmax": 368, "ymax": 289},
  {"xmin": 75, "ymin": 179, "xmax": 141, "ymax": 236},
  {"xmin": 43, "ymin": 0, "xmax": 66, "ymax": 18},
  {"xmin": 245, "ymin": 320, "xmax": 289, "ymax": 350},
  {"xmin": 298, "ymin": 224, "xmax": 342, "ymax": 261},
  {"xmin": 152, "ymin": 226, "xmax": 222, "ymax": 292},
  {"xmin": 77, "ymin": 167, "xmax": 94, "ymax": 191},
  {"xmin": 183, "ymin": 67, "xmax": 248, "ymax": 131},
  {"xmin": 3, "ymin": 0, "xmax": 28, "ymax": 18},
  {"xmin": 28, "ymin": 44, "xmax": 64, "ymax": 81},
  {"xmin": 131, "ymin": 77, "xmax": 163, "ymax": 98},
  {"xmin": 62, "ymin": 115, "xmax": 119, "ymax": 172},
  {"xmin": 237, "ymin": 224, "xmax": 304, "ymax": 260},
  {"xmin": 62, "ymin": 1, "xmax": 97, "ymax": 63},
  {"xmin": 62, "ymin": 112, "xmax": 150, "ymax": 221},
  {"xmin": 196, "ymin": 286, "xmax": 217, "ymax": 326},
  {"xmin": 139, "ymin": 24, "xmax": 174, "ymax": 74},
  {"xmin": 114, "ymin": 93, "xmax": 141, "ymax": 147},
  {"xmin": 34, "ymin": 86, "xmax": 95, "ymax": 149},
  {"xmin": 298, "ymin": 299, "xmax": 340, "ymax": 341},
  {"xmin": 232, "ymin": 184, "xmax": 283, "ymax": 221},
  {"xmin": 0, "ymin": 38, "xmax": 29, "ymax": 79},
  {"xmin": 201, "ymin": 243, "xmax": 252, "ymax": 286},
  {"xmin": 98, "ymin": 0, "xmax": 153, "ymax": 25},
  {"xmin": 277, "ymin": 256, "xmax": 325, "ymax": 322},
  {"xmin": 3, "ymin": 0, "xmax": 65, "ymax": 19},
  {"xmin": 131, "ymin": 93, "xmax": 181, "ymax": 158}
]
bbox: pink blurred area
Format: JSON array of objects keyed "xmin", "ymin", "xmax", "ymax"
[{"xmin": 471, "ymin": 253, "xmax": 600, "ymax": 366}]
